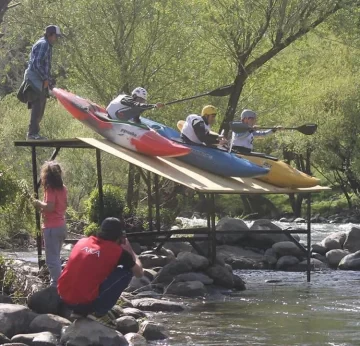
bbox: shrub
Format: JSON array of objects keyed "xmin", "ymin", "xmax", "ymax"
[
  {"xmin": 85, "ymin": 184, "xmax": 125, "ymax": 225},
  {"xmin": 83, "ymin": 222, "xmax": 99, "ymax": 237}
]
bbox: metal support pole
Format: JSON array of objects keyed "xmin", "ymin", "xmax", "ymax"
[
  {"xmin": 205, "ymin": 194, "xmax": 211, "ymax": 259},
  {"xmin": 307, "ymin": 193, "xmax": 312, "ymax": 282},
  {"xmin": 147, "ymin": 171, "xmax": 153, "ymax": 231},
  {"xmin": 154, "ymin": 174, "xmax": 161, "ymax": 232},
  {"xmin": 96, "ymin": 149, "xmax": 104, "ymax": 223},
  {"xmin": 211, "ymin": 194, "xmax": 216, "ymax": 265},
  {"xmin": 31, "ymin": 147, "xmax": 42, "ymax": 269}
]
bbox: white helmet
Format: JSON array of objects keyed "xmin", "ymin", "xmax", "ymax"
[{"xmin": 131, "ymin": 87, "xmax": 148, "ymax": 101}]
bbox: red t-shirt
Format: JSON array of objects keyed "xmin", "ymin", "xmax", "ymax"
[
  {"xmin": 42, "ymin": 186, "xmax": 67, "ymax": 229},
  {"xmin": 58, "ymin": 236, "xmax": 124, "ymax": 305}
]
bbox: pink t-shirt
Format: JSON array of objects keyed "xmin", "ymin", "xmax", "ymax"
[{"xmin": 42, "ymin": 186, "xmax": 68, "ymax": 229}]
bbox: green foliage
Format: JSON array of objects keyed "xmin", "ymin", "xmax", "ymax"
[
  {"xmin": 85, "ymin": 184, "xmax": 126, "ymax": 224},
  {"xmin": 83, "ymin": 222, "xmax": 99, "ymax": 237}
]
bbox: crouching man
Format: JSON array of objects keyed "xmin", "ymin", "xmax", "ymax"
[{"xmin": 58, "ymin": 217, "xmax": 143, "ymax": 329}]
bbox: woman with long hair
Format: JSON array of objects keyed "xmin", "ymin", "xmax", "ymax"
[{"xmin": 33, "ymin": 161, "xmax": 67, "ymax": 286}]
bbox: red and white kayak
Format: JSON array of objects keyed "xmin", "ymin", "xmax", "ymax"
[{"xmin": 52, "ymin": 88, "xmax": 190, "ymax": 157}]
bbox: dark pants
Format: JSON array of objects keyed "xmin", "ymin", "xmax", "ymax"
[
  {"xmin": 28, "ymin": 89, "xmax": 47, "ymax": 136},
  {"xmin": 67, "ymin": 266, "xmax": 133, "ymax": 316}
]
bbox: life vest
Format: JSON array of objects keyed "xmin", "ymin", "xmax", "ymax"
[
  {"xmin": 106, "ymin": 94, "xmax": 143, "ymax": 121},
  {"xmin": 232, "ymin": 131, "xmax": 254, "ymax": 150},
  {"xmin": 181, "ymin": 114, "xmax": 210, "ymax": 144}
]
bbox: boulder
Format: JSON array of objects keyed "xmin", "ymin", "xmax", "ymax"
[
  {"xmin": 111, "ymin": 305, "xmax": 125, "ymax": 318},
  {"xmin": 326, "ymin": 249, "xmax": 349, "ymax": 268},
  {"xmin": 311, "ymin": 244, "xmax": 327, "ymax": 255},
  {"xmin": 152, "ymin": 260, "xmax": 192, "ymax": 284},
  {"xmin": 0, "ymin": 294, "xmax": 13, "ymax": 304},
  {"xmin": 116, "ymin": 316, "xmax": 139, "ymax": 335},
  {"xmin": 138, "ymin": 253, "xmax": 173, "ymax": 269},
  {"xmin": 0, "ymin": 333, "xmax": 10, "ymax": 344},
  {"xmin": 233, "ymin": 274, "xmax": 246, "ymax": 291},
  {"xmin": 129, "ymin": 242, "xmax": 142, "ymax": 255},
  {"xmin": 215, "ymin": 217, "xmax": 248, "ymax": 244},
  {"xmin": 124, "ymin": 333, "xmax": 147, "ymax": 346},
  {"xmin": 166, "ymin": 281, "xmax": 206, "ymax": 297},
  {"xmin": 60, "ymin": 318, "xmax": 128, "ymax": 346},
  {"xmin": 122, "ymin": 308, "xmax": 147, "ymax": 319},
  {"xmin": 163, "ymin": 242, "xmax": 192, "ymax": 256},
  {"xmin": 343, "ymin": 227, "xmax": 360, "ymax": 253},
  {"xmin": 294, "ymin": 217, "xmax": 306, "ymax": 223},
  {"xmin": 206, "ymin": 265, "xmax": 234, "ymax": 289},
  {"xmin": 296, "ymin": 258, "xmax": 329, "ymax": 271},
  {"xmin": 29, "ymin": 314, "xmax": 70, "ymax": 335},
  {"xmin": 139, "ymin": 321, "xmax": 168, "ymax": 341},
  {"xmin": 0, "ymin": 343, "xmax": 29, "ymax": 346},
  {"xmin": 174, "ymin": 272, "xmax": 213, "ymax": 285},
  {"xmin": 11, "ymin": 332, "xmax": 42, "ymax": 344},
  {"xmin": 176, "ymin": 252, "xmax": 209, "ymax": 271},
  {"xmin": 32, "ymin": 331, "xmax": 58, "ymax": 346},
  {"xmin": 27, "ymin": 286, "xmax": 61, "ymax": 315},
  {"xmin": 142, "ymin": 269, "xmax": 157, "ymax": 282},
  {"xmin": 321, "ymin": 231, "xmax": 347, "ymax": 251},
  {"xmin": 134, "ymin": 291, "xmax": 163, "ymax": 299},
  {"xmin": 276, "ymin": 256, "xmax": 300, "ymax": 270},
  {"xmin": 338, "ymin": 250, "xmax": 360, "ymax": 270},
  {"xmin": 126, "ymin": 276, "xmax": 151, "ymax": 293},
  {"xmin": 131, "ymin": 298, "xmax": 184, "ymax": 312},
  {"xmin": 264, "ymin": 248, "xmax": 278, "ymax": 265},
  {"xmin": 272, "ymin": 241, "xmax": 304, "ymax": 258},
  {"xmin": 311, "ymin": 253, "xmax": 327, "ymax": 263},
  {"xmin": 0, "ymin": 304, "xmax": 37, "ymax": 338},
  {"xmin": 216, "ymin": 245, "xmax": 267, "ymax": 269}
]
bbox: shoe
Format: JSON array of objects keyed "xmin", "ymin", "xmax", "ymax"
[
  {"xmin": 26, "ymin": 133, "xmax": 48, "ymax": 140},
  {"xmin": 87, "ymin": 311, "xmax": 117, "ymax": 329}
]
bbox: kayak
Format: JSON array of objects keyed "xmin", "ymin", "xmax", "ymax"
[
  {"xmin": 176, "ymin": 120, "xmax": 319, "ymax": 187},
  {"xmin": 141, "ymin": 117, "xmax": 269, "ymax": 178},
  {"xmin": 52, "ymin": 88, "xmax": 191, "ymax": 157}
]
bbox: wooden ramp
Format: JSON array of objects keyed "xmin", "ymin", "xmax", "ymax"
[{"xmin": 78, "ymin": 137, "xmax": 330, "ymax": 194}]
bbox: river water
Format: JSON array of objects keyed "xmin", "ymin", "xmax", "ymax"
[{"xmin": 2, "ymin": 220, "xmax": 360, "ymax": 346}]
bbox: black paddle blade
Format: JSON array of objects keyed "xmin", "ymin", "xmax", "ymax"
[
  {"xmin": 296, "ymin": 124, "xmax": 318, "ymax": 135},
  {"xmin": 229, "ymin": 121, "xmax": 250, "ymax": 133},
  {"xmin": 208, "ymin": 84, "xmax": 234, "ymax": 97}
]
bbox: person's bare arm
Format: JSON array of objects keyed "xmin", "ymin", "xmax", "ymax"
[{"xmin": 122, "ymin": 238, "xmax": 143, "ymax": 278}]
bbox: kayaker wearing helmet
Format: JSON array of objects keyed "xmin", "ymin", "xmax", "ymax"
[
  {"xmin": 106, "ymin": 87, "xmax": 164, "ymax": 124},
  {"xmin": 181, "ymin": 105, "xmax": 227, "ymax": 146},
  {"xmin": 231, "ymin": 109, "xmax": 283, "ymax": 153}
]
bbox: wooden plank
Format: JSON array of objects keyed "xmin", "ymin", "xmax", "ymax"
[{"xmin": 78, "ymin": 137, "xmax": 330, "ymax": 194}]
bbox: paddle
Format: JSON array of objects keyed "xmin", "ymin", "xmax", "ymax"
[
  {"xmin": 230, "ymin": 122, "xmax": 318, "ymax": 135},
  {"xmin": 165, "ymin": 84, "xmax": 234, "ymax": 106}
]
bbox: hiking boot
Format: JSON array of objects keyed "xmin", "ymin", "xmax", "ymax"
[
  {"xmin": 26, "ymin": 133, "xmax": 48, "ymax": 140},
  {"xmin": 87, "ymin": 311, "xmax": 117, "ymax": 329}
]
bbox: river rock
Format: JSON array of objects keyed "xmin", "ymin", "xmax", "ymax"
[
  {"xmin": 216, "ymin": 245, "xmax": 267, "ymax": 269},
  {"xmin": 311, "ymin": 253, "xmax": 327, "ymax": 263},
  {"xmin": 116, "ymin": 316, "xmax": 139, "ymax": 334},
  {"xmin": 138, "ymin": 252, "xmax": 173, "ymax": 269},
  {"xmin": 176, "ymin": 252, "xmax": 209, "ymax": 271},
  {"xmin": 264, "ymin": 248, "xmax": 278, "ymax": 265},
  {"xmin": 27, "ymin": 286, "xmax": 61, "ymax": 315},
  {"xmin": 206, "ymin": 265, "xmax": 234, "ymax": 288},
  {"xmin": 11, "ymin": 332, "xmax": 43, "ymax": 344},
  {"xmin": 338, "ymin": 250, "xmax": 360, "ymax": 270},
  {"xmin": 152, "ymin": 260, "xmax": 192, "ymax": 284},
  {"xmin": 32, "ymin": 331, "xmax": 58, "ymax": 346},
  {"xmin": 233, "ymin": 274, "xmax": 246, "ymax": 291},
  {"xmin": 0, "ymin": 294, "xmax": 12, "ymax": 304},
  {"xmin": 166, "ymin": 280, "xmax": 206, "ymax": 297},
  {"xmin": 143, "ymin": 269, "xmax": 157, "ymax": 281},
  {"xmin": 294, "ymin": 217, "xmax": 306, "ymax": 223},
  {"xmin": 0, "ymin": 304, "xmax": 38, "ymax": 338},
  {"xmin": 60, "ymin": 318, "xmax": 127, "ymax": 346},
  {"xmin": 321, "ymin": 231, "xmax": 347, "ymax": 251},
  {"xmin": 126, "ymin": 276, "xmax": 151, "ymax": 293},
  {"xmin": 131, "ymin": 298, "xmax": 184, "ymax": 312},
  {"xmin": 0, "ymin": 344, "xmax": 29, "ymax": 346},
  {"xmin": 29, "ymin": 314, "xmax": 70, "ymax": 334},
  {"xmin": 124, "ymin": 332, "xmax": 147, "ymax": 346},
  {"xmin": 326, "ymin": 249, "xmax": 349, "ymax": 268},
  {"xmin": 296, "ymin": 258, "xmax": 329, "ymax": 271},
  {"xmin": 276, "ymin": 256, "xmax": 300, "ymax": 270},
  {"xmin": 215, "ymin": 217, "xmax": 248, "ymax": 244},
  {"xmin": 122, "ymin": 307, "xmax": 146, "ymax": 319},
  {"xmin": 139, "ymin": 321, "xmax": 168, "ymax": 341},
  {"xmin": 163, "ymin": 242, "xmax": 193, "ymax": 256},
  {"xmin": 343, "ymin": 227, "xmax": 360, "ymax": 253},
  {"xmin": 272, "ymin": 241, "xmax": 304, "ymax": 258},
  {"xmin": 0, "ymin": 333, "xmax": 10, "ymax": 344},
  {"xmin": 311, "ymin": 243, "xmax": 328, "ymax": 255},
  {"xmin": 174, "ymin": 272, "xmax": 213, "ymax": 285},
  {"xmin": 247, "ymin": 220, "xmax": 290, "ymax": 249}
]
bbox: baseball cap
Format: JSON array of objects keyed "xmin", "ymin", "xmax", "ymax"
[
  {"xmin": 241, "ymin": 109, "xmax": 257, "ymax": 119},
  {"xmin": 45, "ymin": 25, "xmax": 63, "ymax": 37},
  {"xmin": 98, "ymin": 217, "xmax": 126, "ymax": 241},
  {"xmin": 201, "ymin": 105, "xmax": 217, "ymax": 116}
]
